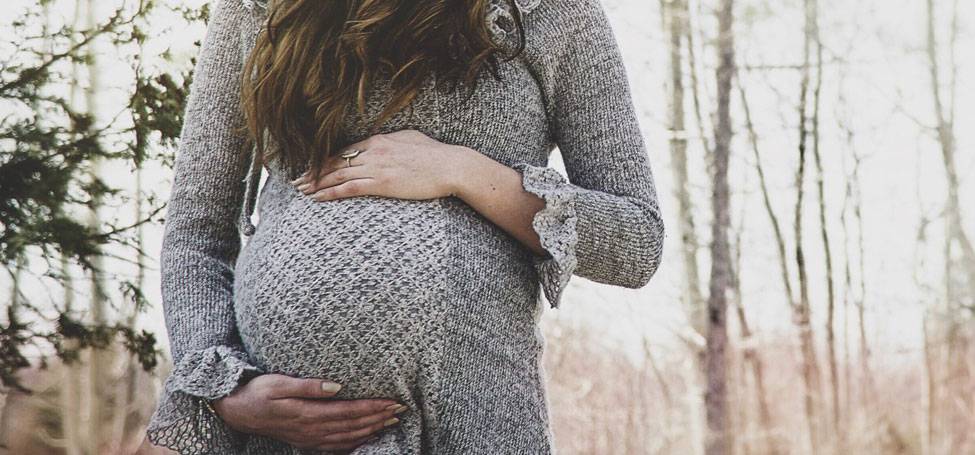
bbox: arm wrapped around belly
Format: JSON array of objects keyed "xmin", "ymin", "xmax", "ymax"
[{"xmin": 144, "ymin": 0, "xmax": 266, "ymax": 453}]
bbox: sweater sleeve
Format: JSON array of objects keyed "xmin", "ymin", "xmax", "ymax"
[
  {"xmin": 145, "ymin": 1, "xmax": 264, "ymax": 453},
  {"xmin": 512, "ymin": 0, "xmax": 665, "ymax": 309}
]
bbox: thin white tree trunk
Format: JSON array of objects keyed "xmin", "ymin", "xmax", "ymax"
[
  {"xmin": 807, "ymin": 1, "xmax": 841, "ymax": 448},
  {"xmin": 659, "ymin": 2, "xmax": 706, "ymax": 452},
  {"xmin": 108, "ymin": 31, "xmax": 150, "ymax": 454},
  {"xmin": 60, "ymin": 2, "xmax": 86, "ymax": 453},
  {"xmin": 795, "ymin": 1, "xmax": 826, "ymax": 450},
  {"xmin": 83, "ymin": 1, "xmax": 114, "ymax": 452},
  {"xmin": 925, "ymin": 0, "xmax": 973, "ymax": 451}
]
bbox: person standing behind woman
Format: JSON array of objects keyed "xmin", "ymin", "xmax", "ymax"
[{"xmin": 144, "ymin": 0, "xmax": 665, "ymax": 453}]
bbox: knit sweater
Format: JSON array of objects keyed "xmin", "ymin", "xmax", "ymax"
[{"xmin": 144, "ymin": 0, "xmax": 665, "ymax": 453}]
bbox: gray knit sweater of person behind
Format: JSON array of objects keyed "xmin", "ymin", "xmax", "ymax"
[{"xmin": 144, "ymin": 0, "xmax": 665, "ymax": 453}]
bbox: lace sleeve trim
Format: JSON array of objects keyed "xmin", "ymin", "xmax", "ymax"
[
  {"xmin": 145, "ymin": 345, "xmax": 263, "ymax": 454},
  {"xmin": 512, "ymin": 162, "xmax": 578, "ymax": 309}
]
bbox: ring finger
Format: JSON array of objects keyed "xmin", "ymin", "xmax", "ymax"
[
  {"xmin": 299, "ymin": 163, "xmax": 372, "ymax": 195},
  {"xmin": 293, "ymin": 148, "xmax": 371, "ymax": 187}
]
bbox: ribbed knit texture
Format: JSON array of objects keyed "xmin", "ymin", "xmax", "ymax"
[{"xmin": 145, "ymin": 0, "xmax": 665, "ymax": 453}]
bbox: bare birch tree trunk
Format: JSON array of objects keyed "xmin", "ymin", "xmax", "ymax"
[
  {"xmin": 737, "ymin": 34, "xmax": 829, "ymax": 452},
  {"xmin": 839, "ymin": 125, "xmax": 853, "ymax": 452},
  {"xmin": 685, "ymin": 0, "xmax": 713, "ymax": 158},
  {"xmin": 704, "ymin": 0, "xmax": 734, "ymax": 452},
  {"xmin": 926, "ymin": 0, "xmax": 975, "ymax": 294},
  {"xmin": 730, "ymin": 213, "xmax": 750, "ymax": 455},
  {"xmin": 83, "ymin": 1, "xmax": 114, "ymax": 452},
  {"xmin": 664, "ymin": 0, "xmax": 706, "ymax": 355},
  {"xmin": 108, "ymin": 31, "xmax": 150, "ymax": 455},
  {"xmin": 835, "ymin": 77, "xmax": 875, "ymax": 451},
  {"xmin": 806, "ymin": 0, "xmax": 842, "ymax": 448},
  {"xmin": 660, "ymin": 1, "xmax": 706, "ymax": 452},
  {"xmin": 851, "ymin": 152, "xmax": 877, "ymax": 415},
  {"xmin": 794, "ymin": 0, "xmax": 827, "ymax": 450},
  {"xmin": 59, "ymin": 2, "xmax": 87, "ymax": 453},
  {"xmin": 925, "ymin": 0, "xmax": 974, "ymax": 452}
]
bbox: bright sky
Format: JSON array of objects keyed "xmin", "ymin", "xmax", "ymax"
[{"xmin": 3, "ymin": 0, "xmax": 973, "ymax": 371}]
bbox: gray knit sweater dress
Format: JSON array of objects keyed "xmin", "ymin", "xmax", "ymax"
[{"xmin": 144, "ymin": 0, "xmax": 665, "ymax": 453}]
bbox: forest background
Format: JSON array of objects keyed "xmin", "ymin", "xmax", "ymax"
[{"xmin": 0, "ymin": 0, "xmax": 972, "ymax": 454}]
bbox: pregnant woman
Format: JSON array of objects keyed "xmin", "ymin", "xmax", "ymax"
[{"xmin": 144, "ymin": 0, "xmax": 664, "ymax": 453}]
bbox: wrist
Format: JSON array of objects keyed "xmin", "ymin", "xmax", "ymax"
[
  {"xmin": 208, "ymin": 395, "xmax": 252, "ymax": 434},
  {"xmin": 443, "ymin": 145, "xmax": 480, "ymax": 200},
  {"xmin": 202, "ymin": 396, "xmax": 229, "ymax": 426},
  {"xmin": 206, "ymin": 372, "xmax": 253, "ymax": 423}
]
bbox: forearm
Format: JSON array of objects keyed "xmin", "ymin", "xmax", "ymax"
[{"xmin": 446, "ymin": 145, "xmax": 548, "ymax": 257}]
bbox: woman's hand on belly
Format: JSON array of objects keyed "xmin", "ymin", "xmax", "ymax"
[
  {"xmin": 291, "ymin": 128, "xmax": 550, "ymax": 257},
  {"xmin": 212, "ymin": 373, "xmax": 408, "ymax": 451},
  {"xmin": 291, "ymin": 129, "xmax": 468, "ymax": 201}
]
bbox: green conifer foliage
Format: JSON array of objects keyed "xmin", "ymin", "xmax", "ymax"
[{"xmin": 0, "ymin": 0, "xmax": 207, "ymax": 393}]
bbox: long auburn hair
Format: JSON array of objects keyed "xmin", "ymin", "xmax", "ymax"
[{"xmin": 240, "ymin": 0, "xmax": 527, "ymax": 179}]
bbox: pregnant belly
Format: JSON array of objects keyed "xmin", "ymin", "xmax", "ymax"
[{"xmin": 232, "ymin": 193, "xmax": 450, "ymax": 399}]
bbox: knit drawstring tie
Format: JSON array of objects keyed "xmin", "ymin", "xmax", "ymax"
[{"xmin": 239, "ymin": 147, "xmax": 262, "ymax": 237}]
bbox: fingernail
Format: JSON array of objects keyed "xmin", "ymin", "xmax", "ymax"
[
  {"xmin": 297, "ymin": 182, "xmax": 310, "ymax": 192},
  {"xmin": 321, "ymin": 381, "xmax": 342, "ymax": 393},
  {"xmin": 384, "ymin": 404, "xmax": 408, "ymax": 414},
  {"xmin": 383, "ymin": 417, "xmax": 400, "ymax": 427}
]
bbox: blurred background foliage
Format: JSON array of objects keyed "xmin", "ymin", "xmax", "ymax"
[{"xmin": 1, "ymin": 0, "xmax": 204, "ymax": 452}]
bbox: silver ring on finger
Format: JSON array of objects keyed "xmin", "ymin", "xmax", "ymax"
[{"xmin": 340, "ymin": 148, "xmax": 364, "ymax": 168}]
